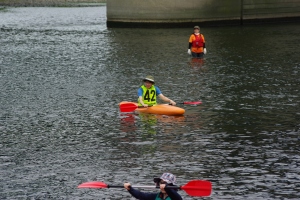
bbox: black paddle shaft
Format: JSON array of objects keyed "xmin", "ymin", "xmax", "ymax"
[{"xmin": 107, "ymin": 185, "xmax": 181, "ymax": 189}]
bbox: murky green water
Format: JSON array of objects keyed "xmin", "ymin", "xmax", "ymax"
[{"xmin": 0, "ymin": 6, "xmax": 299, "ymax": 200}]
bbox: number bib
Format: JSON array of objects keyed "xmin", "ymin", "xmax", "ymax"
[{"xmin": 138, "ymin": 85, "xmax": 157, "ymax": 106}]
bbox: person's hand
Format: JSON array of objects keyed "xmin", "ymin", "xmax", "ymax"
[
  {"xmin": 169, "ymin": 100, "xmax": 176, "ymax": 106},
  {"xmin": 187, "ymin": 49, "xmax": 191, "ymax": 55},
  {"xmin": 124, "ymin": 182, "xmax": 131, "ymax": 190},
  {"xmin": 203, "ymin": 48, "xmax": 207, "ymax": 54},
  {"xmin": 142, "ymin": 104, "xmax": 148, "ymax": 108}
]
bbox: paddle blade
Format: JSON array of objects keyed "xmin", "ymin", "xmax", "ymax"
[
  {"xmin": 183, "ymin": 101, "xmax": 202, "ymax": 105},
  {"xmin": 119, "ymin": 102, "xmax": 138, "ymax": 112},
  {"xmin": 78, "ymin": 181, "xmax": 108, "ymax": 189},
  {"xmin": 181, "ymin": 180, "xmax": 212, "ymax": 197}
]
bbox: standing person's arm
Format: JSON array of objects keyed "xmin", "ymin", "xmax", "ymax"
[
  {"xmin": 202, "ymin": 34, "xmax": 207, "ymax": 54},
  {"xmin": 188, "ymin": 35, "xmax": 193, "ymax": 55},
  {"xmin": 189, "ymin": 42, "xmax": 193, "ymax": 49}
]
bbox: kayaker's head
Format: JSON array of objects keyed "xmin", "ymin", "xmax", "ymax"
[
  {"xmin": 153, "ymin": 173, "xmax": 177, "ymax": 194},
  {"xmin": 143, "ymin": 75, "xmax": 155, "ymax": 88},
  {"xmin": 154, "ymin": 172, "xmax": 176, "ymax": 186},
  {"xmin": 194, "ymin": 25, "xmax": 200, "ymax": 34},
  {"xmin": 160, "ymin": 172, "xmax": 176, "ymax": 185}
]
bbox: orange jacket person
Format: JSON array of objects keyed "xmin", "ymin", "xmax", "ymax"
[{"xmin": 187, "ymin": 26, "xmax": 207, "ymax": 58}]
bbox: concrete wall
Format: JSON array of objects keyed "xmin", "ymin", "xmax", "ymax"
[
  {"xmin": 107, "ymin": 0, "xmax": 300, "ymax": 27},
  {"xmin": 107, "ymin": 0, "xmax": 241, "ymax": 24},
  {"xmin": 243, "ymin": 0, "xmax": 300, "ymax": 20},
  {"xmin": 0, "ymin": 0, "xmax": 106, "ymax": 6}
]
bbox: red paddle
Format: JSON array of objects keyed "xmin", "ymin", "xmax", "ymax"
[
  {"xmin": 119, "ymin": 101, "xmax": 202, "ymax": 112},
  {"xmin": 119, "ymin": 102, "xmax": 143, "ymax": 112},
  {"xmin": 78, "ymin": 179, "xmax": 212, "ymax": 197}
]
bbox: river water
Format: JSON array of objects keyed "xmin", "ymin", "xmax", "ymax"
[{"xmin": 0, "ymin": 6, "xmax": 299, "ymax": 200}]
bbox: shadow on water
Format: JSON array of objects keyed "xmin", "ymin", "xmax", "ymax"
[{"xmin": 0, "ymin": 6, "xmax": 299, "ymax": 200}]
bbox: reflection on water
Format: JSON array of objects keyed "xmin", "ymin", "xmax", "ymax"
[
  {"xmin": 189, "ymin": 57, "xmax": 205, "ymax": 68},
  {"xmin": 120, "ymin": 112, "xmax": 186, "ymax": 135},
  {"xmin": 0, "ymin": 6, "xmax": 299, "ymax": 200}
]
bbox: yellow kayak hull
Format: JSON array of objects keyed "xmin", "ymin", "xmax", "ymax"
[{"xmin": 120, "ymin": 101, "xmax": 185, "ymax": 116}]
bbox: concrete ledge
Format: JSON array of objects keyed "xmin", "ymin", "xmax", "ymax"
[
  {"xmin": 107, "ymin": 19, "xmax": 242, "ymax": 28},
  {"xmin": 107, "ymin": 16, "xmax": 300, "ymax": 28},
  {"xmin": 242, "ymin": 16, "xmax": 300, "ymax": 25}
]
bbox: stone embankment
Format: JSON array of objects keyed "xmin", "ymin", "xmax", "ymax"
[{"xmin": 0, "ymin": 0, "xmax": 106, "ymax": 6}]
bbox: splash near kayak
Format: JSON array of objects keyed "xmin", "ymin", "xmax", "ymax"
[{"xmin": 119, "ymin": 101, "xmax": 185, "ymax": 116}]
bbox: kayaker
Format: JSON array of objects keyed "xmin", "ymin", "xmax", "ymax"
[
  {"xmin": 124, "ymin": 172, "xmax": 183, "ymax": 200},
  {"xmin": 187, "ymin": 26, "xmax": 207, "ymax": 58},
  {"xmin": 138, "ymin": 75, "xmax": 176, "ymax": 107}
]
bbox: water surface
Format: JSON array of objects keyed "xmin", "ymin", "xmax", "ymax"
[{"xmin": 0, "ymin": 6, "xmax": 299, "ymax": 200}]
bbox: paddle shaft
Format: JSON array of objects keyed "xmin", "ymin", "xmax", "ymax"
[
  {"xmin": 108, "ymin": 185, "xmax": 180, "ymax": 189},
  {"xmin": 139, "ymin": 102, "xmax": 198, "ymax": 107}
]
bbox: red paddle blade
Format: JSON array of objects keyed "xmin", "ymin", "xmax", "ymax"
[
  {"xmin": 119, "ymin": 103, "xmax": 138, "ymax": 112},
  {"xmin": 183, "ymin": 101, "xmax": 202, "ymax": 105},
  {"xmin": 181, "ymin": 180, "xmax": 212, "ymax": 197},
  {"xmin": 78, "ymin": 181, "xmax": 108, "ymax": 189}
]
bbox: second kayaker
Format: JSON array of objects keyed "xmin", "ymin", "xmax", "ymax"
[{"xmin": 124, "ymin": 172, "xmax": 183, "ymax": 200}]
